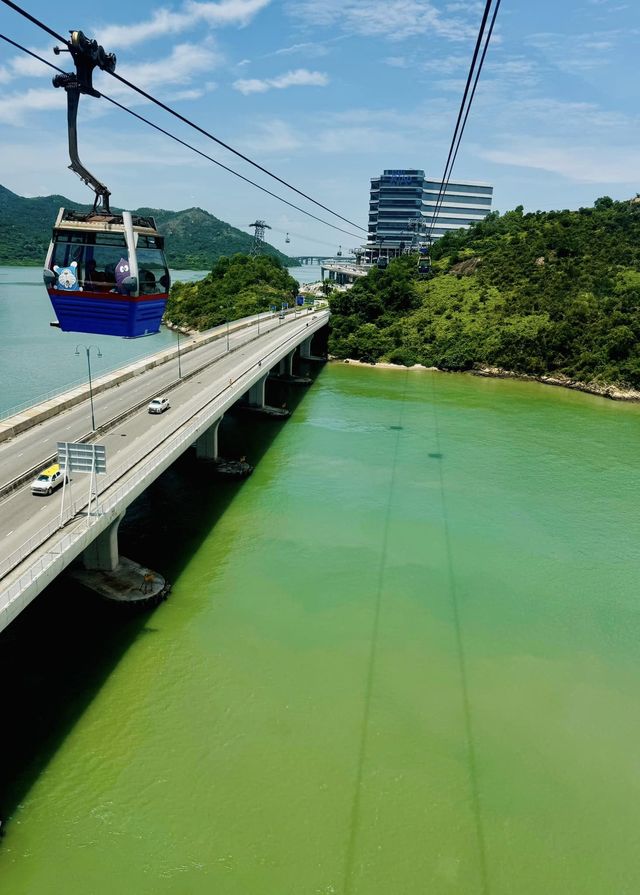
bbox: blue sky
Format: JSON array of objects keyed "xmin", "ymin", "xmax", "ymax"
[{"xmin": 1, "ymin": 0, "xmax": 639, "ymax": 254}]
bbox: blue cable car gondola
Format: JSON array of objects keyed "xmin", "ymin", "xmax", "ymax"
[
  {"xmin": 44, "ymin": 208, "xmax": 170, "ymax": 337},
  {"xmin": 417, "ymin": 241, "xmax": 433, "ymax": 278},
  {"xmin": 42, "ymin": 30, "xmax": 170, "ymax": 337}
]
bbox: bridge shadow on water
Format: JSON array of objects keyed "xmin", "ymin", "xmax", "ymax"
[{"xmin": 0, "ymin": 359, "xmax": 325, "ymax": 830}]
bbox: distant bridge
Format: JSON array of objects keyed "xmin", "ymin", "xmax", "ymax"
[{"xmin": 291, "ymin": 256, "xmax": 352, "ymax": 266}]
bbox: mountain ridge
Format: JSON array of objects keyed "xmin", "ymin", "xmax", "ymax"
[{"xmin": 0, "ymin": 184, "xmax": 292, "ymax": 269}]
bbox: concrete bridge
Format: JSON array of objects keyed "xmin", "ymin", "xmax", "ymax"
[
  {"xmin": 321, "ymin": 262, "xmax": 370, "ymax": 286},
  {"xmin": 0, "ymin": 306, "xmax": 329, "ymax": 634},
  {"xmin": 291, "ymin": 256, "xmax": 350, "ymax": 266}
]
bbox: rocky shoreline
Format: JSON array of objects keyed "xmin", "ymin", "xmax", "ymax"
[
  {"xmin": 334, "ymin": 358, "xmax": 640, "ymax": 403},
  {"xmin": 472, "ymin": 365, "xmax": 640, "ymax": 402}
]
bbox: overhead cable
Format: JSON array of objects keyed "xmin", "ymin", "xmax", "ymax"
[
  {"xmin": 0, "ymin": 33, "xmax": 363, "ymax": 241},
  {"xmin": 0, "ymin": 0, "xmax": 367, "ymax": 234},
  {"xmin": 426, "ymin": 0, "xmax": 501, "ymax": 241}
]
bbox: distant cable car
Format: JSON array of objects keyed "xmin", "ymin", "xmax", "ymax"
[
  {"xmin": 285, "ymin": 232, "xmax": 290, "ymax": 244},
  {"xmin": 336, "ymin": 245, "xmax": 342, "ymax": 257},
  {"xmin": 417, "ymin": 241, "xmax": 433, "ymax": 278},
  {"xmin": 42, "ymin": 30, "xmax": 170, "ymax": 337}
]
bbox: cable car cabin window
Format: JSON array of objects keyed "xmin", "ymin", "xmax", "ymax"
[
  {"xmin": 137, "ymin": 235, "xmax": 164, "ymax": 250},
  {"xmin": 136, "ymin": 247, "xmax": 170, "ymax": 295},
  {"xmin": 51, "ymin": 241, "xmax": 131, "ymax": 292}
]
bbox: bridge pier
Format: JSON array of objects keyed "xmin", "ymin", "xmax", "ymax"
[
  {"xmin": 248, "ymin": 373, "xmax": 268, "ymax": 407},
  {"xmin": 299, "ymin": 330, "xmax": 327, "ymax": 362},
  {"xmin": 300, "ymin": 336, "xmax": 314, "ymax": 360},
  {"xmin": 278, "ymin": 350, "xmax": 295, "ymax": 377},
  {"xmin": 195, "ymin": 416, "xmax": 223, "ymax": 461},
  {"xmin": 238, "ymin": 371, "xmax": 290, "ymax": 418},
  {"xmin": 82, "ymin": 512, "xmax": 124, "ymax": 572}
]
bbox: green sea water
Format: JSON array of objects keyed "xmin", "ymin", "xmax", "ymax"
[{"xmin": 1, "ymin": 364, "xmax": 640, "ymax": 894}]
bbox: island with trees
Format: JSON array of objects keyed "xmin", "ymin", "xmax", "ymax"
[{"xmin": 166, "ymin": 253, "xmax": 300, "ymax": 330}]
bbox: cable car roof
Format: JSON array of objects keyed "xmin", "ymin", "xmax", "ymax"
[{"xmin": 53, "ymin": 207, "xmax": 161, "ymax": 236}]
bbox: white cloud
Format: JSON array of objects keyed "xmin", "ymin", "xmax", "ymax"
[
  {"xmin": 479, "ymin": 139, "xmax": 640, "ymax": 185},
  {"xmin": 95, "ymin": 0, "xmax": 271, "ymax": 49},
  {"xmin": 0, "ymin": 87, "xmax": 66, "ymax": 126},
  {"xmin": 1, "ymin": 43, "xmax": 219, "ymax": 124},
  {"xmin": 525, "ymin": 28, "xmax": 635, "ymax": 73},
  {"xmin": 383, "ymin": 56, "xmax": 409, "ymax": 68},
  {"xmin": 287, "ymin": 0, "xmax": 478, "ymax": 41},
  {"xmin": 269, "ymin": 40, "xmax": 330, "ymax": 58},
  {"xmin": 233, "ymin": 68, "xmax": 329, "ymax": 94},
  {"xmin": 421, "ymin": 53, "xmax": 470, "ymax": 73},
  {"xmin": 0, "ymin": 45, "xmax": 62, "ymax": 84},
  {"xmin": 240, "ymin": 119, "xmax": 302, "ymax": 152},
  {"xmin": 166, "ymin": 87, "xmax": 208, "ymax": 100},
  {"xmin": 113, "ymin": 42, "xmax": 219, "ymax": 90},
  {"xmin": 510, "ymin": 98, "xmax": 634, "ymax": 133}
]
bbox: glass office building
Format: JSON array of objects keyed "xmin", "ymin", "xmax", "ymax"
[{"xmin": 367, "ymin": 169, "xmax": 493, "ymax": 259}]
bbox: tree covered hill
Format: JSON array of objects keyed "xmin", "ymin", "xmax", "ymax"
[
  {"xmin": 0, "ymin": 184, "xmax": 292, "ymax": 269},
  {"xmin": 329, "ymin": 197, "xmax": 640, "ymax": 389},
  {"xmin": 166, "ymin": 253, "xmax": 300, "ymax": 330}
]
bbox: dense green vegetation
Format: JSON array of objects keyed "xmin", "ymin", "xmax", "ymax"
[
  {"xmin": 329, "ymin": 197, "xmax": 640, "ymax": 388},
  {"xmin": 0, "ymin": 184, "xmax": 291, "ymax": 268},
  {"xmin": 166, "ymin": 253, "xmax": 300, "ymax": 329}
]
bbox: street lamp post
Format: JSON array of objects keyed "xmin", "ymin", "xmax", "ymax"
[
  {"xmin": 75, "ymin": 344, "xmax": 102, "ymax": 431},
  {"xmin": 176, "ymin": 330, "xmax": 182, "ymax": 378}
]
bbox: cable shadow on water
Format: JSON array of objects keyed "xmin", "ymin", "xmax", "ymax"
[
  {"xmin": 430, "ymin": 375, "xmax": 491, "ymax": 895},
  {"xmin": 341, "ymin": 370, "xmax": 409, "ymax": 895},
  {"xmin": 0, "ymin": 361, "xmax": 325, "ymax": 831}
]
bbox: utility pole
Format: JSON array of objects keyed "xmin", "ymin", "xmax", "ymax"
[
  {"xmin": 248, "ymin": 220, "xmax": 271, "ymax": 256},
  {"xmin": 75, "ymin": 344, "xmax": 102, "ymax": 431}
]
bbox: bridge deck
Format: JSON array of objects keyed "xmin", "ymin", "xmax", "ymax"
[{"xmin": 0, "ymin": 309, "xmax": 329, "ymax": 633}]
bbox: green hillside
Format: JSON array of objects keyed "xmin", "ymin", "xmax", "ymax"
[
  {"xmin": 329, "ymin": 197, "xmax": 640, "ymax": 389},
  {"xmin": 167, "ymin": 253, "xmax": 300, "ymax": 330},
  {"xmin": 0, "ymin": 184, "xmax": 292, "ymax": 269}
]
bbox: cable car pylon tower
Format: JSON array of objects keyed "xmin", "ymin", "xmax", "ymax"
[{"xmin": 248, "ymin": 219, "xmax": 271, "ymax": 256}]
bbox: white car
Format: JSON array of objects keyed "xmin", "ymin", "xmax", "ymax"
[
  {"xmin": 31, "ymin": 463, "xmax": 65, "ymax": 495},
  {"xmin": 148, "ymin": 397, "xmax": 170, "ymax": 414}
]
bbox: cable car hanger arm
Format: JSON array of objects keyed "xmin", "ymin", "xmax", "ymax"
[
  {"xmin": 54, "ymin": 79, "xmax": 111, "ymax": 212},
  {"xmin": 52, "ymin": 30, "xmax": 116, "ymax": 213}
]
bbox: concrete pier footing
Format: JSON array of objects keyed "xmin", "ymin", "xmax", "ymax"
[
  {"xmin": 69, "ymin": 556, "xmax": 170, "ymax": 608},
  {"xmin": 270, "ymin": 374, "xmax": 312, "ymax": 385},
  {"xmin": 236, "ymin": 404, "xmax": 291, "ymax": 419}
]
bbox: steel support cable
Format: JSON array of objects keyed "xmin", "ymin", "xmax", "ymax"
[
  {"xmin": 0, "ymin": 33, "xmax": 363, "ymax": 241},
  {"xmin": 426, "ymin": 0, "xmax": 498, "ymax": 242},
  {"xmin": 445, "ymin": 0, "xmax": 501, "ymax": 195},
  {"xmin": 0, "ymin": 0, "xmax": 367, "ymax": 234},
  {"xmin": 426, "ymin": 0, "xmax": 493, "ymax": 239},
  {"xmin": 341, "ymin": 369, "xmax": 410, "ymax": 895},
  {"xmin": 267, "ymin": 225, "xmax": 340, "ymax": 250}
]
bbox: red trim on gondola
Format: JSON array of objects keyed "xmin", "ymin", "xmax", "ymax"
[{"xmin": 48, "ymin": 289, "xmax": 167, "ymax": 302}]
